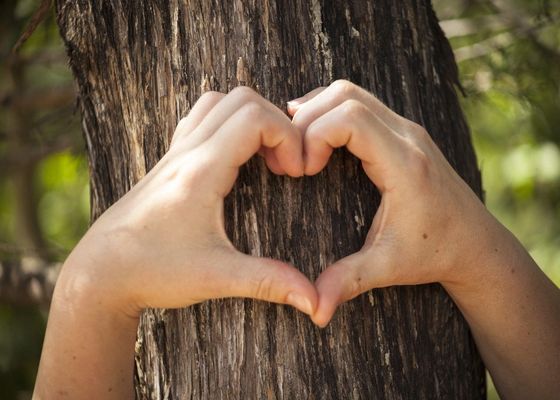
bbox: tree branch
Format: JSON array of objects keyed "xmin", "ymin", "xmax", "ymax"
[
  {"xmin": 440, "ymin": 15, "xmax": 508, "ymax": 38},
  {"xmin": 487, "ymin": 0, "xmax": 560, "ymax": 62},
  {"xmin": 454, "ymin": 31, "xmax": 515, "ymax": 62},
  {"xmin": 12, "ymin": 0, "xmax": 53, "ymax": 53}
]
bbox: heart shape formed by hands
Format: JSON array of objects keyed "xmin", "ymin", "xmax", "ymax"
[
  {"xmin": 161, "ymin": 79, "xmax": 482, "ymax": 327},
  {"xmin": 35, "ymin": 78, "xmax": 559, "ymax": 400},
  {"xmin": 83, "ymin": 79, "xmax": 484, "ymax": 329}
]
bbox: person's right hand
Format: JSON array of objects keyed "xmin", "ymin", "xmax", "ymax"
[
  {"xmin": 288, "ymin": 80, "xmax": 504, "ymax": 326},
  {"xmin": 57, "ymin": 87, "xmax": 317, "ymax": 319},
  {"xmin": 35, "ymin": 87, "xmax": 320, "ymax": 400}
]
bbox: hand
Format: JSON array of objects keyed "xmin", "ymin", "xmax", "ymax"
[
  {"xmin": 289, "ymin": 80, "xmax": 498, "ymax": 327},
  {"xmin": 59, "ymin": 87, "xmax": 317, "ymax": 318},
  {"xmin": 37, "ymin": 83, "xmax": 560, "ymax": 400}
]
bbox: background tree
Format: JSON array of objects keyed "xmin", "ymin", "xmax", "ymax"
[
  {"xmin": 0, "ymin": 0, "xmax": 558, "ymax": 398},
  {"xmin": 53, "ymin": 1, "xmax": 487, "ymax": 398}
]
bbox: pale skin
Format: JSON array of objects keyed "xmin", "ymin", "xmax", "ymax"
[{"xmin": 33, "ymin": 81, "xmax": 560, "ymax": 399}]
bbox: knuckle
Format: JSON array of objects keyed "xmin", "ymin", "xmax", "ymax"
[
  {"xmin": 331, "ymin": 79, "xmax": 355, "ymax": 94},
  {"xmin": 400, "ymin": 125, "xmax": 435, "ymax": 183},
  {"xmin": 409, "ymin": 124, "xmax": 430, "ymax": 142},
  {"xmin": 230, "ymin": 85, "xmax": 259, "ymax": 102},
  {"xmin": 238, "ymin": 101, "xmax": 267, "ymax": 121},
  {"xmin": 176, "ymin": 149, "xmax": 215, "ymax": 184},
  {"xmin": 331, "ymin": 79, "xmax": 357, "ymax": 100},
  {"xmin": 408, "ymin": 146, "xmax": 433, "ymax": 183},
  {"xmin": 340, "ymin": 99, "xmax": 368, "ymax": 119},
  {"xmin": 174, "ymin": 116, "xmax": 190, "ymax": 131},
  {"xmin": 171, "ymin": 117, "xmax": 191, "ymax": 143},
  {"xmin": 198, "ymin": 90, "xmax": 223, "ymax": 103}
]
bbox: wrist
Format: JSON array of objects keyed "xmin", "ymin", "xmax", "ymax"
[
  {"xmin": 55, "ymin": 239, "xmax": 142, "ymax": 321},
  {"xmin": 37, "ymin": 253, "xmax": 139, "ymax": 400},
  {"xmin": 441, "ymin": 209, "xmax": 526, "ymax": 298},
  {"xmin": 439, "ymin": 203, "xmax": 512, "ymax": 290}
]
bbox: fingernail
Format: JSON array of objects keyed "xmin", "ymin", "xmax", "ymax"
[
  {"xmin": 287, "ymin": 98, "xmax": 304, "ymax": 108},
  {"xmin": 286, "ymin": 292, "xmax": 313, "ymax": 315},
  {"xmin": 286, "ymin": 101, "xmax": 299, "ymax": 109}
]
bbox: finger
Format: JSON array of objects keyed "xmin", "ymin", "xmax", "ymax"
[
  {"xmin": 203, "ymin": 101, "xmax": 304, "ymax": 178},
  {"xmin": 303, "ymin": 99, "xmax": 406, "ymax": 188},
  {"xmin": 212, "ymin": 251, "xmax": 317, "ymax": 316},
  {"xmin": 292, "ymin": 80, "xmax": 406, "ymax": 133},
  {"xmin": 263, "ymin": 147, "xmax": 287, "ymax": 175},
  {"xmin": 286, "ymin": 86, "xmax": 326, "ymax": 115},
  {"xmin": 312, "ymin": 249, "xmax": 392, "ymax": 327},
  {"xmin": 186, "ymin": 86, "xmax": 288, "ymax": 150},
  {"xmin": 171, "ymin": 91, "xmax": 225, "ymax": 146},
  {"xmin": 139, "ymin": 249, "xmax": 317, "ymax": 316}
]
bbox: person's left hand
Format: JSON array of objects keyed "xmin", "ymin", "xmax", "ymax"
[{"xmin": 288, "ymin": 80, "xmax": 495, "ymax": 327}]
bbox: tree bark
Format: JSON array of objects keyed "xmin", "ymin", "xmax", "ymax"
[{"xmin": 56, "ymin": 1, "xmax": 486, "ymax": 398}]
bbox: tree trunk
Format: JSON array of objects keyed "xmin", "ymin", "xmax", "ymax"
[{"xmin": 56, "ymin": 0, "xmax": 486, "ymax": 398}]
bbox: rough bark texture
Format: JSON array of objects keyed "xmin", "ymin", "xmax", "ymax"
[{"xmin": 56, "ymin": 1, "xmax": 486, "ymax": 398}]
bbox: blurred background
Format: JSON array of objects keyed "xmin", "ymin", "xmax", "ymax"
[{"xmin": 0, "ymin": 0, "xmax": 558, "ymax": 398}]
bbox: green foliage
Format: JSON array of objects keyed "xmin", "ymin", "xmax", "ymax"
[
  {"xmin": 36, "ymin": 152, "xmax": 89, "ymax": 256},
  {"xmin": 450, "ymin": 1, "xmax": 560, "ymax": 288},
  {"xmin": 0, "ymin": 305, "xmax": 45, "ymax": 399}
]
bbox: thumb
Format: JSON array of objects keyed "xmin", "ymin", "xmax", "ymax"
[
  {"xmin": 216, "ymin": 250, "xmax": 318, "ymax": 316},
  {"xmin": 312, "ymin": 249, "xmax": 392, "ymax": 327}
]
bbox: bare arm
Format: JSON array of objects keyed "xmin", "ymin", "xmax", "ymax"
[
  {"xmin": 289, "ymin": 80, "xmax": 560, "ymax": 399},
  {"xmin": 34, "ymin": 80, "xmax": 560, "ymax": 398},
  {"xmin": 444, "ymin": 227, "xmax": 560, "ymax": 399},
  {"xmin": 33, "ymin": 88, "xmax": 318, "ymax": 399}
]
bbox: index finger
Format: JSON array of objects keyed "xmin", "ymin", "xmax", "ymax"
[
  {"xmin": 203, "ymin": 101, "xmax": 304, "ymax": 177},
  {"xmin": 304, "ymin": 99, "xmax": 407, "ymax": 191},
  {"xmin": 292, "ymin": 80, "xmax": 407, "ymax": 134}
]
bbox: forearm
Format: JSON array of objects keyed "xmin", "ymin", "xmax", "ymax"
[
  {"xmin": 34, "ymin": 257, "xmax": 139, "ymax": 400},
  {"xmin": 443, "ymin": 221, "xmax": 560, "ymax": 399}
]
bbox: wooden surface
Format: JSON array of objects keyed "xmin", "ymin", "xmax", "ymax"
[{"xmin": 56, "ymin": 0, "xmax": 486, "ymax": 398}]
